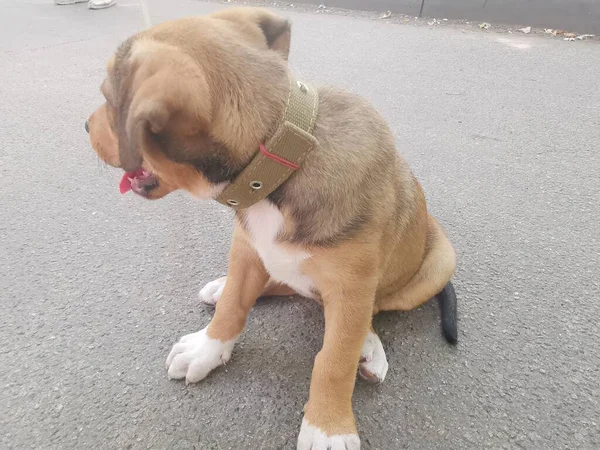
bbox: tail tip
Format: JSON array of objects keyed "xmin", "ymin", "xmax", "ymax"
[
  {"xmin": 438, "ymin": 281, "xmax": 458, "ymax": 345},
  {"xmin": 442, "ymin": 324, "xmax": 458, "ymax": 345}
]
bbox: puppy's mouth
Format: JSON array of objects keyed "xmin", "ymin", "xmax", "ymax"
[{"xmin": 119, "ymin": 168, "xmax": 159, "ymax": 198}]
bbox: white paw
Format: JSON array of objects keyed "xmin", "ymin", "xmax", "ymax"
[
  {"xmin": 199, "ymin": 276, "xmax": 226, "ymax": 305},
  {"xmin": 358, "ymin": 330, "xmax": 388, "ymax": 384},
  {"xmin": 165, "ymin": 327, "xmax": 235, "ymax": 384},
  {"xmin": 297, "ymin": 419, "xmax": 360, "ymax": 450}
]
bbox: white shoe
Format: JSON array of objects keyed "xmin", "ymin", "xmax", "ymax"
[
  {"xmin": 54, "ymin": 0, "xmax": 87, "ymax": 4},
  {"xmin": 88, "ymin": 0, "xmax": 116, "ymax": 9}
]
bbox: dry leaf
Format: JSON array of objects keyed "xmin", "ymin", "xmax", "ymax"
[
  {"xmin": 544, "ymin": 29, "xmax": 554, "ymax": 34},
  {"xmin": 564, "ymin": 32, "xmax": 577, "ymax": 38},
  {"xmin": 576, "ymin": 34, "xmax": 595, "ymax": 40},
  {"xmin": 317, "ymin": 4, "xmax": 326, "ymax": 9},
  {"xmin": 479, "ymin": 22, "xmax": 491, "ymax": 29},
  {"xmin": 519, "ymin": 26, "xmax": 531, "ymax": 34},
  {"xmin": 380, "ymin": 11, "xmax": 392, "ymax": 19}
]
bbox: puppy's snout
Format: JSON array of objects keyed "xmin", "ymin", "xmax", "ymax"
[{"xmin": 85, "ymin": 120, "xmax": 90, "ymax": 134}]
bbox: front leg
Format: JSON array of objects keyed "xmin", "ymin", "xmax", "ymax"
[
  {"xmin": 166, "ymin": 224, "xmax": 268, "ymax": 384},
  {"xmin": 298, "ymin": 247, "xmax": 378, "ymax": 449}
]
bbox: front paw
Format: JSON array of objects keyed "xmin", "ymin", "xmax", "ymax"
[
  {"xmin": 297, "ymin": 418, "xmax": 360, "ymax": 450},
  {"xmin": 165, "ymin": 327, "xmax": 235, "ymax": 384}
]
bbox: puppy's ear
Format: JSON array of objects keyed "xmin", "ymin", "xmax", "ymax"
[
  {"xmin": 117, "ymin": 45, "xmax": 212, "ymax": 170},
  {"xmin": 211, "ymin": 7, "xmax": 292, "ymax": 60},
  {"xmin": 257, "ymin": 10, "xmax": 291, "ymax": 59}
]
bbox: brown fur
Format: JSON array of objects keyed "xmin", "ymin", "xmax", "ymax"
[{"xmin": 87, "ymin": 6, "xmax": 456, "ymax": 445}]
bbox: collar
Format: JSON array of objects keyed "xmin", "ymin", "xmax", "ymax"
[{"xmin": 216, "ymin": 78, "xmax": 319, "ymax": 210}]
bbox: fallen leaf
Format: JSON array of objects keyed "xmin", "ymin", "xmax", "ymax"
[
  {"xmin": 519, "ymin": 26, "xmax": 531, "ymax": 34},
  {"xmin": 564, "ymin": 32, "xmax": 577, "ymax": 38},
  {"xmin": 479, "ymin": 22, "xmax": 491, "ymax": 29},
  {"xmin": 380, "ymin": 11, "xmax": 392, "ymax": 19},
  {"xmin": 544, "ymin": 29, "xmax": 554, "ymax": 34},
  {"xmin": 317, "ymin": 4, "xmax": 326, "ymax": 9},
  {"xmin": 564, "ymin": 37, "xmax": 576, "ymax": 41},
  {"xmin": 576, "ymin": 34, "xmax": 595, "ymax": 40}
]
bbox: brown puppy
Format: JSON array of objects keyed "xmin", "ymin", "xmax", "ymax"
[{"xmin": 87, "ymin": 7, "xmax": 457, "ymax": 449}]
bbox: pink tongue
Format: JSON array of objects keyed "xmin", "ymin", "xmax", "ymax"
[{"xmin": 119, "ymin": 168, "xmax": 144, "ymax": 194}]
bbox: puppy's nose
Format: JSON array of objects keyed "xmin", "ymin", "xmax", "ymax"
[{"xmin": 85, "ymin": 120, "xmax": 90, "ymax": 134}]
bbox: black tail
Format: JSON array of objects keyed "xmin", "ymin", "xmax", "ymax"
[{"xmin": 437, "ymin": 281, "xmax": 458, "ymax": 344}]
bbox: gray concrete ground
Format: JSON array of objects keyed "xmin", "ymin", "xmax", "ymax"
[
  {"xmin": 293, "ymin": 0, "xmax": 600, "ymax": 35},
  {"xmin": 1, "ymin": 1, "xmax": 599, "ymax": 449}
]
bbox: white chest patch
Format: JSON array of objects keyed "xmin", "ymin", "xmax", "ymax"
[{"xmin": 244, "ymin": 201, "xmax": 315, "ymax": 298}]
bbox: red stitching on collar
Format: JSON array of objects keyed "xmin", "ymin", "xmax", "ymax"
[{"xmin": 259, "ymin": 143, "xmax": 300, "ymax": 170}]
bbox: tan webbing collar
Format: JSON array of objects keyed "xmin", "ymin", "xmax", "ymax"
[{"xmin": 216, "ymin": 78, "xmax": 319, "ymax": 210}]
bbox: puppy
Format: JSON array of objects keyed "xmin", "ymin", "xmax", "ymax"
[{"xmin": 87, "ymin": 7, "xmax": 458, "ymax": 449}]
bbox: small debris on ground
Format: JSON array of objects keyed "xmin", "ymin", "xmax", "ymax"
[{"xmin": 219, "ymin": 0, "xmax": 600, "ymax": 44}]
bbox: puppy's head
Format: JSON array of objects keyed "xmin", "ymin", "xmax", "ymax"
[{"xmin": 87, "ymin": 8, "xmax": 292, "ymax": 200}]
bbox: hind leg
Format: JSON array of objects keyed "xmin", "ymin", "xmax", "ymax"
[
  {"xmin": 358, "ymin": 326, "xmax": 388, "ymax": 383},
  {"xmin": 199, "ymin": 276, "xmax": 297, "ymax": 305},
  {"xmin": 376, "ymin": 215, "xmax": 456, "ymax": 313}
]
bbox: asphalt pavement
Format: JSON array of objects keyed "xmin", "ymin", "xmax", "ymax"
[{"xmin": 1, "ymin": 1, "xmax": 599, "ymax": 449}]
